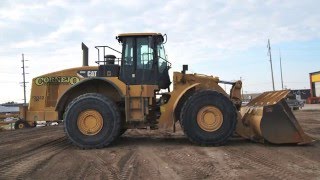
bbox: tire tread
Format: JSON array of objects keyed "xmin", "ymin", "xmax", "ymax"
[
  {"xmin": 180, "ymin": 90, "xmax": 237, "ymax": 146},
  {"xmin": 64, "ymin": 93, "xmax": 121, "ymax": 149}
]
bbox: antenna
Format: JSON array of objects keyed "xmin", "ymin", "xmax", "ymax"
[
  {"xmin": 279, "ymin": 49, "xmax": 284, "ymax": 90},
  {"xmin": 21, "ymin": 54, "xmax": 29, "ymax": 105},
  {"xmin": 267, "ymin": 39, "xmax": 275, "ymax": 91}
]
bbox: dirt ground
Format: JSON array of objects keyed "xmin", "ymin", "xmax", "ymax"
[{"xmin": 0, "ymin": 110, "xmax": 320, "ymax": 180}]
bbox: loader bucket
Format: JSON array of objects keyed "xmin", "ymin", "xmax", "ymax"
[{"xmin": 236, "ymin": 90, "xmax": 314, "ymax": 145}]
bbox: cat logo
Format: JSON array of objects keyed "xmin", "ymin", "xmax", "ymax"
[{"xmin": 77, "ymin": 70, "xmax": 98, "ymax": 78}]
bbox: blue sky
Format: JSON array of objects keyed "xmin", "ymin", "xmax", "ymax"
[{"xmin": 0, "ymin": 0, "xmax": 319, "ymax": 103}]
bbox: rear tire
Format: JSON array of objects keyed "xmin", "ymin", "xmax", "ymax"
[
  {"xmin": 64, "ymin": 93, "xmax": 121, "ymax": 149},
  {"xmin": 14, "ymin": 119, "xmax": 29, "ymax": 130},
  {"xmin": 180, "ymin": 90, "xmax": 237, "ymax": 146}
]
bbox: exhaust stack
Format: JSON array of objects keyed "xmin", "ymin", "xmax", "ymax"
[{"xmin": 82, "ymin": 42, "xmax": 88, "ymax": 66}]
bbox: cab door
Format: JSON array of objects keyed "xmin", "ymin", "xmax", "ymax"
[{"xmin": 120, "ymin": 36, "xmax": 158, "ymax": 85}]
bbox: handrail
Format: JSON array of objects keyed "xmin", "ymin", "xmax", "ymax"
[
  {"xmin": 95, "ymin": 45, "xmax": 122, "ymax": 65},
  {"xmin": 95, "ymin": 46, "xmax": 122, "ymax": 54}
]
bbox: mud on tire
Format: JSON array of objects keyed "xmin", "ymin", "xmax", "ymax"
[
  {"xmin": 180, "ymin": 90, "xmax": 237, "ymax": 146},
  {"xmin": 64, "ymin": 93, "xmax": 121, "ymax": 149}
]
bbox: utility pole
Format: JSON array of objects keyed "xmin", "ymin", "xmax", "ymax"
[
  {"xmin": 279, "ymin": 50, "xmax": 284, "ymax": 90},
  {"xmin": 21, "ymin": 54, "xmax": 29, "ymax": 105},
  {"xmin": 267, "ymin": 39, "xmax": 275, "ymax": 91}
]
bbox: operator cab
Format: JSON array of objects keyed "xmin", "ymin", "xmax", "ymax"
[{"xmin": 117, "ymin": 33, "xmax": 171, "ymax": 89}]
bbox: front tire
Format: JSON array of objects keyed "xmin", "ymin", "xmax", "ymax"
[
  {"xmin": 64, "ymin": 93, "xmax": 121, "ymax": 149},
  {"xmin": 180, "ymin": 90, "xmax": 237, "ymax": 146}
]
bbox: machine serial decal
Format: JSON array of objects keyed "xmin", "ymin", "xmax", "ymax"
[
  {"xmin": 32, "ymin": 96, "xmax": 44, "ymax": 102},
  {"xmin": 35, "ymin": 76, "xmax": 80, "ymax": 86}
]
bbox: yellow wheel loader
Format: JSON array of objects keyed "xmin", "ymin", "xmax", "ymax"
[{"xmin": 18, "ymin": 33, "xmax": 314, "ymax": 148}]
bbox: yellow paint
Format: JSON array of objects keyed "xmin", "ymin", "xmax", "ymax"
[
  {"xmin": 24, "ymin": 66, "xmax": 99, "ymax": 121},
  {"xmin": 125, "ymin": 85, "xmax": 158, "ymax": 121},
  {"xmin": 197, "ymin": 106, "xmax": 223, "ymax": 132},
  {"xmin": 77, "ymin": 110, "xmax": 103, "ymax": 136},
  {"xmin": 311, "ymin": 74, "xmax": 320, "ymax": 82},
  {"xmin": 158, "ymin": 72, "xmax": 230, "ymax": 129}
]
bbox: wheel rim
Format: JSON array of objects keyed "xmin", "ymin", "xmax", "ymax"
[
  {"xmin": 197, "ymin": 106, "xmax": 223, "ymax": 132},
  {"xmin": 18, "ymin": 123, "xmax": 25, "ymax": 129},
  {"xmin": 77, "ymin": 109, "xmax": 103, "ymax": 135}
]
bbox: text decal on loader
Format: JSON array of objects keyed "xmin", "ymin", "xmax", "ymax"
[{"xmin": 35, "ymin": 76, "xmax": 80, "ymax": 86}]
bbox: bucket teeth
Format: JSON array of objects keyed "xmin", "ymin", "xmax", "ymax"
[{"xmin": 237, "ymin": 90, "xmax": 315, "ymax": 145}]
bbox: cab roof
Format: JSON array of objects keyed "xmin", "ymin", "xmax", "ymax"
[{"xmin": 117, "ymin": 32, "xmax": 162, "ymax": 37}]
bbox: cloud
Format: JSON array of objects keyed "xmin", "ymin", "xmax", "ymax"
[
  {"xmin": 9, "ymin": 16, "xmax": 87, "ymax": 50},
  {"xmin": 0, "ymin": 2, "xmax": 44, "ymax": 21},
  {"xmin": 1, "ymin": 0, "xmax": 320, "ymax": 102}
]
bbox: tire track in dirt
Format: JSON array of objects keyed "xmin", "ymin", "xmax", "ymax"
[
  {"xmin": 194, "ymin": 148, "xmax": 235, "ymax": 180},
  {"xmin": 0, "ymin": 134, "xmax": 65, "ymax": 162},
  {"xmin": 95, "ymin": 151, "xmax": 121, "ymax": 180},
  {"xmin": 263, "ymin": 146, "xmax": 320, "ymax": 175},
  {"xmin": 138, "ymin": 147, "xmax": 180, "ymax": 180},
  {"xmin": 149, "ymin": 146, "xmax": 222, "ymax": 180},
  {"xmin": 131, "ymin": 152, "xmax": 161, "ymax": 179},
  {"xmin": 0, "ymin": 126, "xmax": 63, "ymax": 142},
  {"xmin": 216, "ymin": 146, "xmax": 310, "ymax": 180},
  {"xmin": 167, "ymin": 149, "xmax": 216, "ymax": 179},
  {"xmin": 118, "ymin": 150, "xmax": 137, "ymax": 180},
  {"xmin": 64, "ymin": 148, "xmax": 160, "ymax": 180},
  {"xmin": 76, "ymin": 160, "xmax": 111, "ymax": 179},
  {"xmin": 26, "ymin": 148, "xmax": 91, "ymax": 180},
  {"xmin": 0, "ymin": 136, "xmax": 70, "ymax": 179},
  {"xmin": 70, "ymin": 148, "xmax": 160, "ymax": 180},
  {"xmin": 74, "ymin": 161, "xmax": 97, "ymax": 180}
]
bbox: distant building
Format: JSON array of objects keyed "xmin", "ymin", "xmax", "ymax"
[
  {"xmin": 0, "ymin": 105, "xmax": 19, "ymax": 120},
  {"xmin": 0, "ymin": 105, "xmax": 19, "ymax": 114}
]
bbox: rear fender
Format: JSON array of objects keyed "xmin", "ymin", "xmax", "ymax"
[{"xmin": 55, "ymin": 77, "xmax": 124, "ymax": 119}]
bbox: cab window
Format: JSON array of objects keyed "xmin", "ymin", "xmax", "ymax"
[
  {"xmin": 157, "ymin": 44, "xmax": 167, "ymax": 73},
  {"xmin": 124, "ymin": 37, "xmax": 133, "ymax": 65},
  {"xmin": 136, "ymin": 37, "xmax": 153, "ymax": 70}
]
